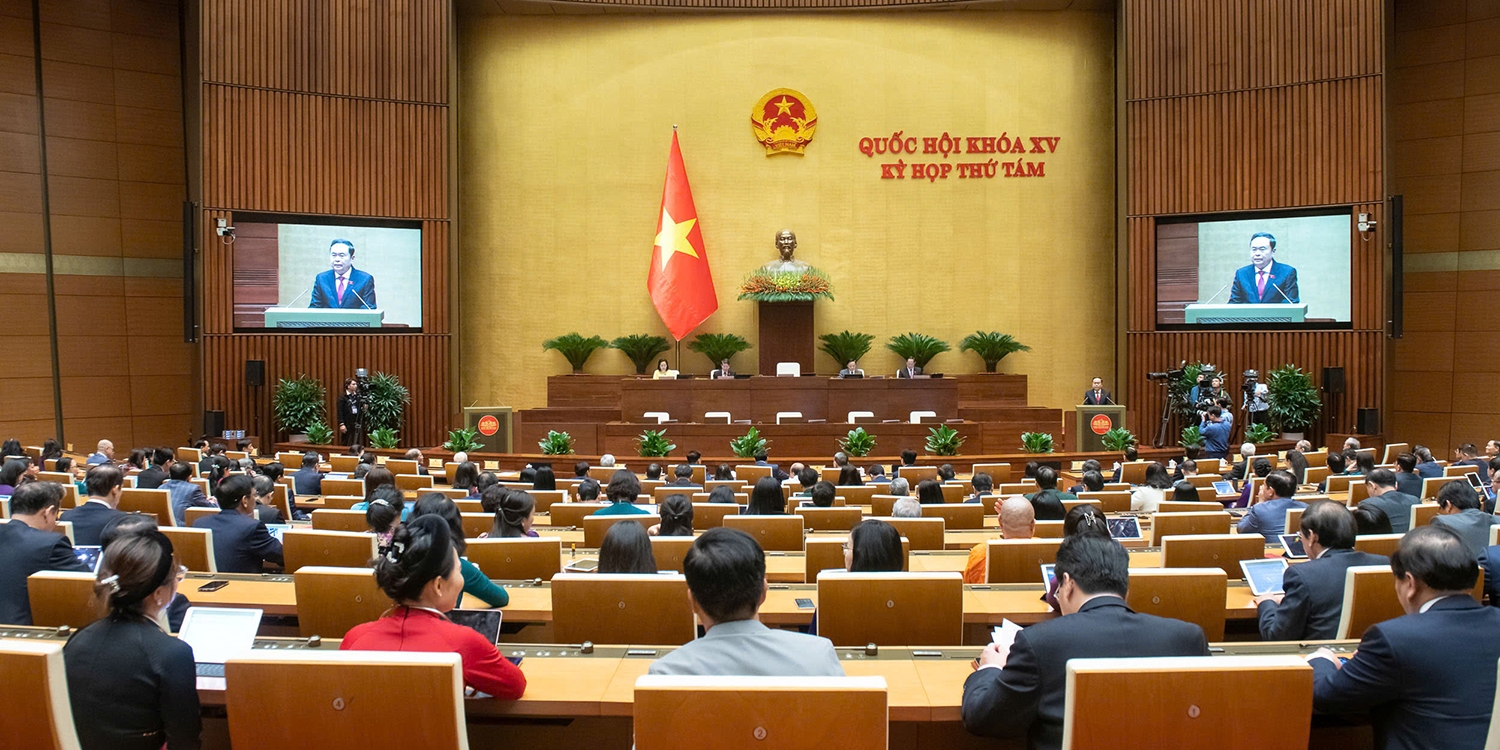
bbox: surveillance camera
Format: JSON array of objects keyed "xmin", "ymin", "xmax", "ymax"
[{"xmin": 1357, "ymin": 213, "xmax": 1377, "ymax": 233}]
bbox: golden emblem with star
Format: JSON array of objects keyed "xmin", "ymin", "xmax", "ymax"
[{"xmin": 751, "ymin": 89, "xmax": 817, "ymax": 156}]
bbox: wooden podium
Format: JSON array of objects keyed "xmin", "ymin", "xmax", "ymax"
[
  {"xmin": 1075, "ymin": 404, "xmax": 1126, "ymax": 452},
  {"xmin": 757, "ymin": 301, "xmax": 814, "ymax": 376}
]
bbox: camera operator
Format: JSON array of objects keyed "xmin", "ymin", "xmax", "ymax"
[
  {"xmin": 338, "ymin": 375, "xmax": 368, "ymax": 447},
  {"xmin": 1243, "ymin": 370, "xmax": 1270, "ymax": 426}
]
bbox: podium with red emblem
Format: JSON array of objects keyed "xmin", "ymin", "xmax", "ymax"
[
  {"xmin": 1075, "ymin": 405, "xmax": 1127, "ymax": 453},
  {"xmin": 463, "ymin": 406, "xmax": 513, "ymax": 453}
]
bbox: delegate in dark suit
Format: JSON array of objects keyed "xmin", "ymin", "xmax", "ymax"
[
  {"xmin": 1258, "ymin": 547, "xmax": 1389, "ymax": 640},
  {"xmin": 192, "ymin": 509, "xmax": 284, "ymax": 573},
  {"xmin": 1360, "ymin": 491, "xmax": 1422, "ymax": 534},
  {"xmin": 0, "ymin": 521, "xmax": 91, "ymax": 625},
  {"xmin": 309, "ymin": 267, "xmax": 376, "ymax": 309},
  {"xmin": 1082, "ymin": 389, "xmax": 1113, "ymax": 405},
  {"xmin": 60, "ymin": 500, "xmax": 127, "ymax": 547},
  {"xmin": 961, "ymin": 596, "xmax": 1209, "ymax": 750},
  {"xmin": 896, "ymin": 365, "xmax": 923, "ymax": 378},
  {"xmin": 135, "ymin": 465, "xmax": 167, "ymax": 490},
  {"xmin": 1312, "ymin": 596, "xmax": 1500, "ymax": 750},
  {"xmin": 1228, "ymin": 261, "xmax": 1300, "ymax": 304},
  {"xmin": 293, "ymin": 466, "xmax": 324, "ymax": 496},
  {"xmin": 64, "ymin": 615, "xmax": 201, "ymax": 750}
]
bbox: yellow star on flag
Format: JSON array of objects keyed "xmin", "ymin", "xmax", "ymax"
[
  {"xmin": 774, "ymin": 97, "xmax": 795, "ymax": 115},
  {"xmin": 654, "ymin": 208, "xmax": 699, "ymax": 272}
]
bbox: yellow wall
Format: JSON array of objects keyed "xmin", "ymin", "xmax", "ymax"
[{"xmin": 458, "ymin": 11, "xmax": 1116, "ymax": 411}]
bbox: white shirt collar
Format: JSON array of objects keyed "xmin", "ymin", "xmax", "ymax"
[{"xmin": 1419, "ymin": 595, "xmax": 1457, "ymax": 614}]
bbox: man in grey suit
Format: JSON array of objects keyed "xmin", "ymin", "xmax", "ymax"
[
  {"xmin": 1257, "ymin": 501, "xmax": 1388, "ymax": 641},
  {"xmin": 1359, "ymin": 469, "xmax": 1423, "ymax": 534},
  {"xmin": 1431, "ymin": 481, "xmax": 1499, "ymax": 558},
  {"xmin": 648, "ymin": 528, "xmax": 844, "ymax": 677}
]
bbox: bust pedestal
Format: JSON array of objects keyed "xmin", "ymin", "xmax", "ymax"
[{"xmin": 757, "ymin": 301, "xmax": 814, "ymax": 376}]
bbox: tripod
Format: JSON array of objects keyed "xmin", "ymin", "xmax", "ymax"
[{"xmin": 1153, "ymin": 382, "xmax": 1175, "ymax": 448}]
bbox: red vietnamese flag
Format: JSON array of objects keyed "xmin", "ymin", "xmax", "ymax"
[{"xmin": 648, "ymin": 130, "xmax": 718, "ymax": 341}]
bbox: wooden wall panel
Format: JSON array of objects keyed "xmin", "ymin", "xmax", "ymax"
[
  {"xmin": 201, "ymin": 333, "xmax": 451, "ymax": 447},
  {"xmin": 200, "ymin": 0, "xmax": 448, "ymax": 104},
  {"xmin": 199, "ymin": 0, "xmax": 453, "ymax": 449},
  {"xmin": 1124, "ymin": 0, "xmax": 1386, "ymax": 447}
]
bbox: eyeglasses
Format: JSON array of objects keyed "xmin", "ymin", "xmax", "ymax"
[{"xmin": 175, "ymin": 565, "xmax": 189, "ymax": 583}]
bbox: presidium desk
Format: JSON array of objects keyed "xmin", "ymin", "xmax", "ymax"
[{"xmin": 517, "ymin": 374, "xmax": 1065, "ymax": 456}]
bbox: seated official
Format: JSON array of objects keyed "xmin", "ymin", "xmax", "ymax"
[
  {"xmin": 1392, "ymin": 453, "xmax": 1423, "ymax": 497},
  {"xmin": 916, "ymin": 479, "xmax": 946, "ymax": 505},
  {"xmin": 1233, "ymin": 457, "xmax": 1273, "ymax": 509},
  {"xmin": 0, "ymin": 482, "xmax": 92, "ymax": 625},
  {"xmin": 161, "ymin": 461, "xmax": 213, "ymax": 526},
  {"xmin": 451, "ymin": 462, "xmax": 481, "ymax": 497},
  {"xmin": 1257, "ymin": 501, "xmax": 1388, "ymax": 641},
  {"xmin": 836, "ymin": 465, "xmax": 864, "ymax": 487},
  {"xmin": 1025, "ymin": 467, "xmax": 1077, "ymax": 503},
  {"xmin": 964, "ymin": 497, "xmax": 1035, "ymax": 583},
  {"xmin": 342, "ymin": 516, "xmax": 526, "ymax": 700},
  {"xmin": 61, "ymin": 464, "xmax": 127, "ymax": 546},
  {"xmin": 359, "ymin": 487, "xmax": 406, "ymax": 555},
  {"xmin": 86, "ymin": 439, "xmax": 115, "ymax": 466},
  {"xmin": 1309, "ymin": 526, "xmax": 1500, "ymax": 750},
  {"xmin": 706, "ymin": 485, "xmax": 737, "ymax": 504},
  {"xmin": 746, "ymin": 476, "xmax": 786, "ymax": 515},
  {"xmin": 806, "ymin": 481, "xmax": 836, "ymax": 508},
  {"xmin": 709, "ymin": 358, "xmax": 735, "ymax": 379},
  {"xmin": 965, "ymin": 472, "xmax": 994, "ymax": 503},
  {"xmin": 1430, "ymin": 481, "xmax": 1498, "ymax": 558},
  {"xmin": 64, "ymin": 530, "xmax": 199, "ymax": 750},
  {"xmin": 837, "ymin": 360, "xmax": 864, "ymax": 378},
  {"xmin": 666, "ymin": 463, "xmax": 701, "ymax": 489},
  {"xmin": 866, "ymin": 464, "xmax": 890, "ymax": 483},
  {"xmin": 292, "ymin": 451, "xmax": 324, "ymax": 496},
  {"xmin": 99, "ymin": 514, "xmax": 189, "ymax": 631},
  {"xmin": 962, "ymin": 534, "xmax": 1209, "ymax": 750},
  {"xmin": 489, "ymin": 491, "xmax": 539, "ymax": 538},
  {"xmin": 410, "ymin": 494, "xmax": 508, "ymax": 608},
  {"xmin": 892, "ymin": 497, "xmax": 923, "ymax": 518},
  {"xmin": 576, "ymin": 478, "xmax": 602, "ymax": 503},
  {"xmin": 753, "ymin": 450, "xmax": 790, "ymax": 482},
  {"xmin": 896, "ymin": 357, "xmax": 923, "ymax": 379},
  {"xmin": 649, "ymin": 494, "xmax": 693, "ymax": 537},
  {"xmin": 1237, "ymin": 471, "xmax": 1306, "ymax": 540},
  {"xmin": 1171, "ymin": 481, "xmax": 1200, "ymax": 502},
  {"xmin": 651, "ymin": 359, "xmax": 679, "ymax": 379},
  {"xmin": 845, "ymin": 519, "xmax": 903, "ymax": 572},
  {"xmin": 1227, "ymin": 442, "xmax": 1258, "ymax": 482},
  {"xmin": 888, "ymin": 476, "xmax": 911, "ymax": 497},
  {"xmin": 592, "ymin": 470, "xmax": 648, "ymax": 516},
  {"xmin": 1029, "ymin": 489, "xmax": 1067, "ymax": 522},
  {"xmin": 135, "ymin": 447, "xmax": 172, "ymax": 490},
  {"xmin": 1070, "ymin": 461, "xmax": 1104, "ymax": 493},
  {"xmin": 1453, "ymin": 443, "xmax": 1491, "ymax": 486},
  {"xmin": 248, "ymin": 475, "xmax": 283, "ymax": 525},
  {"xmin": 597, "ymin": 520, "xmax": 658, "ymax": 574},
  {"xmin": 192, "ymin": 475, "xmax": 284, "ymax": 574},
  {"xmin": 530, "ymin": 465, "xmax": 557, "ymax": 492},
  {"xmin": 793, "ymin": 466, "xmax": 819, "ymax": 496},
  {"xmin": 648, "ymin": 528, "xmax": 844, "ymax": 676},
  {"xmin": 1358, "ymin": 469, "xmax": 1422, "ymax": 534},
  {"xmin": 1129, "ymin": 463, "xmax": 1173, "ymax": 513},
  {"xmin": 1282, "ymin": 450, "xmax": 1308, "ymax": 484},
  {"xmin": 1412, "ymin": 446, "xmax": 1443, "ymax": 479},
  {"xmin": 0, "ymin": 456, "xmax": 29, "ymax": 496}
]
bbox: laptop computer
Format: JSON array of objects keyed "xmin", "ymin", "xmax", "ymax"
[
  {"xmin": 264, "ymin": 523, "xmax": 290, "ymax": 543},
  {"xmin": 1107, "ymin": 517, "xmax": 1142, "ymax": 541},
  {"xmin": 1240, "ymin": 559, "xmax": 1289, "ymax": 597},
  {"xmin": 179, "ymin": 606, "xmax": 263, "ymax": 678},
  {"xmin": 73, "ymin": 545, "xmax": 103, "ymax": 573}
]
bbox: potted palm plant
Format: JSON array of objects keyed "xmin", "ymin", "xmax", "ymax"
[
  {"xmin": 838, "ymin": 427, "xmax": 876, "ymax": 457},
  {"xmin": 537, "ymin": 430, "xmax": 574, "ymax": 455},
  {"xmin": 636, "ymin": 429, "xmax": 676, "ymax": 458},
  {"xmin": 543, "ymin": 333, "xmax": 609, "ymax": 373},
  {"xmin": 729, "ymin": 427, "xmax": 768, "ymax": 459},
  {"xmin": 365, "ymin": 371, "xmax": 410, "ymax": 438},
  {"xmin": 886, "ymin": 333, "xmax": 950, "ymax": 370},
  {"xmin": 1266, "ymin": 365, "xmax": 1322, "ymax": 440},
  {"xmin": 688, "ymin": 333, "xmax": 752, "ymax": 371},
  {"xmin": 443, "ymin": 427, "xmax": 485, "ymax": 453},
  {"xmin": 611, "ymin": 334, "xmax": 672, "ymax": 376},
  {"xmin": 272, "ymin": 375, "xmax": 326, "ymax": 442},
  {"xmin": 925, "ymin": 425, "xmax": 965, "ymax": 456},
  {"xmin": 819, "ymin": 331, "xmax": 875, "ymax": 372},
  {"xmin": 958, "ymin": 331, "xmax": 1031, "ymax": 372}
]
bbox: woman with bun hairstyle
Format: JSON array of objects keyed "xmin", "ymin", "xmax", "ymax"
[
  {"xmin": 341, "ymin": 515, "xmax": 527, "ymax": 700},
  {"xmin": 490, "ymin": 490, "xmax": 538, "ymax": 538},
  {"xmin": 63, "ymin": 530, "xmax": 201, "ymax": 750},
  {"xmin": 409, "ymin": 493, "xmax": 508, "ymax": 608}
]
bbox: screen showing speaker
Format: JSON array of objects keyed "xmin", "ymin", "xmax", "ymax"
[
  {"xmin": 229, "ymin": 214, "xmax": 423, "ymax": 331},
  {"xmin": 1155, "ymin": 208, "xmax": 1353, "ymax": 329}
]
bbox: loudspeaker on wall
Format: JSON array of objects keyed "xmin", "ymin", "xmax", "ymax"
[{"xmin": 245, "ymin": 360, "xmax": 265, "ymax": 387}]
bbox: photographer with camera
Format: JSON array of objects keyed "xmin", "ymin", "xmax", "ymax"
[
  {"xmin": 338, "ymin": 370, "xmax": 371, "ymax": 447},
  {"xmin": 1243, "ymin": 370, "xmax": 1270, "ymax": 425}
]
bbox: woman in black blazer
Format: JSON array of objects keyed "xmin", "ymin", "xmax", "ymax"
[{"xmin": 64, "ymin": 530, "xmax": 201, "ymax": 750}]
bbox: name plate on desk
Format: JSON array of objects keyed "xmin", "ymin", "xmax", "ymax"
[
  {"xmin": 1182, "ymin": 303, "xmax": 1307, "ymax": 324},
  {"xmin": 263, "ymin": 307, "xmax": 384, "ymax": 328}
]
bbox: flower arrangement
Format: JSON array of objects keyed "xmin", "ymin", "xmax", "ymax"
[{"xmin": 736, "ymin": 268, "xmax": 834, "ymax": 302}]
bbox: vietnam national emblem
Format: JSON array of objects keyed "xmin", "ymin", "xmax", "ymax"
[{"xmin": 751, "ymin": 89, "xmax": 817, "ymax": 156}]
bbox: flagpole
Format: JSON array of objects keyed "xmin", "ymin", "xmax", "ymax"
[{"xmin": 672, "ymin": 123, "xmax": 679, "ymax": 371}]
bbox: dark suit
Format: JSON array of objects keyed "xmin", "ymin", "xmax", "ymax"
[
  {"xmin": 1082, "ymin": 389, "xmax": 1112, "ymax": 406},
  {"xmin": 897, "ymin": 366, "xmax": 923, "ymax": 379},
  {"xmin": 1359, "ymin": 491, "xmax": 1423, "ymax": 534},
  {"xmin": 309, "ymin": 267, "xmax": 376, "ymax": 309},
  {"xmin": 1394, "ymin": 471, "xmax": 1423, "ymax": 497},
  {"xmin": 708, "ymin": 369, "xmax": 735, "ymax": 379},
  {"xmin": 0, "ymin": 521, "xmax": 91, "ymax": 625},
  {"xmin": 755, "ymin": 460, "xmax": 789, "ymax": 482},
  {"xmin": 1228, "ymin": 261, "xmax": 1300, "ymax": 304},
  {"xmin": 1257, "ymin": 547, "xmax": 1389, "ymax": 640},
  {"xmin": 961, "ymin": 596, "xmax": 1209, "ymax": 750},
  {"xmin": 1312, "ymin": 596, "xmax": 1500, "ymax": 750},
  {"xmin": 192, "ymin": 509, "xmax": 284, "ymax": 573},
  {"xmin": 1481, "ymin": 546, "xmax": 1500, "ymax": 607},
  {"xmin": 60, "ymin": 500, "xmax": 127, "ymax": 547},
  {"xmin": 337, "ymin": 394, "xmax": 361, "ymax": 446},
  {"xmin": 63, "ymin": 615, "xmax": 201, "ymax": 750},
  {"xmin": 135, "ymin": 465, "xmax": 168, "ymax": 490},
  {"xmin": 293, "ymin": 467, "xmax": 324, "ymax": 496}
]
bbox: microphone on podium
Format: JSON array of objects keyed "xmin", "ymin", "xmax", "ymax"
[
  {"xmin": 286, "ymin": 286, "xmax": 313, "ymax": 307},
  {"xmin": 348, "ymin": 286, "xmax": 374, "ymax": 310},
  {"xmin": 1202, "ymin": 279, "xmax": 1234, "ymax": 304}
]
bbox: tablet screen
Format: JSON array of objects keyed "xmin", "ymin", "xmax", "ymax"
[
  {"xmin": 1278, "ymin": 534, "xmax": 1307, "ymax": 559},
  {"xmin": 1107, "ymin": 517, "xmax": 1142, "ymax": 540},
  {"xmin": 447, "ymin": 609, "xmax": 503, "ymax": 644},
  {"xmin": 1212, "ymin": 481, "xmax": 1235, "ymax": 495},
  {"xmin": 1040, "ymin": 563, "xmax": 1056, "ymax": 590},
  {"xmin": 1240, "ymin": 559, "xmax": 1288, "ymax": 596}
]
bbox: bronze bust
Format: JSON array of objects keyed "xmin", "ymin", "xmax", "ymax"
[{"xmin": 764, "ymin": 229, "xmax": 809, "ymax": 273}]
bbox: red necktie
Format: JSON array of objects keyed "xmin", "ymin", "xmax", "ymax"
[
  {"xmin": 336, "ymin": 276, "xmax": 347, "ymax": 304},
  {"xmin": 1256, "ymin": 271, "xmax": 1267, "ymax": 300}
]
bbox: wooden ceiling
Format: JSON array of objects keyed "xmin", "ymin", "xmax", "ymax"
[{"xmin": 457, "ymin": 0, "xmax": 1110, "ymax": 15}]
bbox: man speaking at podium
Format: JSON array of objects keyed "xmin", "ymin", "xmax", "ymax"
[
  {"xmin": 1083, "ymin": 377, "xmax": 1113, "ymax": 406},
  {"xmin": 1228, "ymin": 232, "xmax": 1298, "ymax": 304},
  {"xmin": 310, "ymin": 238, "xmax": 377, "ymax": 309}
]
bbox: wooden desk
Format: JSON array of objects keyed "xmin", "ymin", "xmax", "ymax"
[{"xmin": 619, "ymin": 376, "xmax": 959, "ymax": 424}]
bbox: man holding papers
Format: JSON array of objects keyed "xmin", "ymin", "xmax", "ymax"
[{"xmin": 960, "ymin": 535, "xmax": 1209, "ymax": 750}]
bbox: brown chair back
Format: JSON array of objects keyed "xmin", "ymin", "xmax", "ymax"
[
  {"xmin": 384, "ymin": 459, "xmax": 418, "ymax": 475},
  {"xmin": 815, "ymin": 571, "xmax": 963, "ymax": 646},
  {"xmin": 292, "ymin": 566, "xmax": 390, "ymax": 638},
  {"xmin": 159, "ymin": 526, "xmax": 217, "ymax": 573},
  {"xmin": 118, "ymin": 488, "xmax": 176, "ymax": 526},
  {"xmin": 1077, "ymin": 491, "xmax": 1131, "ymax": 513},
  {"xmin": 465, "ymin": 537, "xmax": 563, "ymax": 581},
  {"xmin": 804, "ymin": 536, "xmax": 909, "ymax": 580},
  {"xmin": 722, "ymin": 515, "xmax": 805, "ymax": 551},
  {"xmin": 321, "ymin": 478, "xmax": 365, "ymax": 497},
  {"xmin": 986, "ymin": 538, "xmax": 1063, "ymax": 584},
  {"xmin": 920, "ymin": 502, "xmax": 984, "ymax": 530},
  {"xmin": 583, "ymin": 514, "xmax": 662, "ymax": 548},
  {"xmin": 394, "ymin": 474, "xmax": 433, "ymax": 492},
  {"xmin": 972, "ymin": 463, "xmax": 1012, "ymax": 483},
  {"xmin": 1126, "ymin": 568, "xmax": 1229, "ymax": 640},
  {"xmin": 633, "ymin": 675, "xmax": 887, "ymax": 749},
  {"xmin": 1160, "ymin": 534, "xmax": 1267, "ymax": 579},
  {"xmin": 311, "ymin": 509, "xmax": 370, "ymax": 533},
  {"xmin": 650, "ymin": 536, "xmax": 695, "ymax": 573},
  {"xmin": 547, "ymin": 503, "xmax": 611, "ymax": 528},
  {"xmin": 873, "ymin": 516, "xmax": 945, "ymax": 550},
  {"xmin": 26, "ymin": 571, "xmax": 101, "ymax": 629},
  {"xmin": 1149, "ymin": 511, "xmax": 1232, "ymax": 546},
  {"xmin": 551, "ymin": 572, "xmax": 695, "ymax": 645},
  {"xmin": 691, "ymin": 502, "xmax": 740, "ymax": 529},
  {"xmin": 794, "ymin": 506, "xmax": 864, "ymax": 531},
  {"xmin": 0, "ymin": 640, "xmax": 81, "ymax": 749},
  {"xmin": 184, "ymin": 506, "xmax": 218, "ymax": 526},
  {"xmin": 282, "ymin": 529, "xmax": 376, "ymax": 573},
  {"xmin": 1353, "ymin": 533, "xmax": 1402, "ymax": 557}
]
